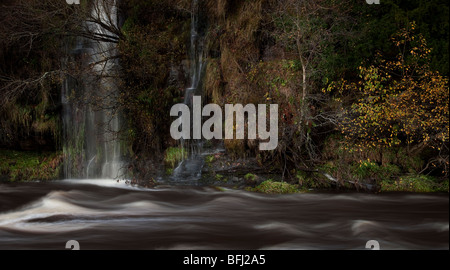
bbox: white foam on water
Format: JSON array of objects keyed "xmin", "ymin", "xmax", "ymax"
[
  {"xmin": 351, "ymin": 220, "xmax": 382, "ymax": 235},
  {"xmin": 60, "ymin": 179, "xmax": 145, "ymax": 190},
  {"xmin": 253, "ymin": 222, "xmax": 312, "ymax": 237},
  {"xmin": 0, "ymin": 191, "xmax": 98, "ymax": 232}
]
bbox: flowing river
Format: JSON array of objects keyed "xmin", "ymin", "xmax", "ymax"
[{"xmin": 0, "ymin": 179, "xmax": 447, "ymax": 250}]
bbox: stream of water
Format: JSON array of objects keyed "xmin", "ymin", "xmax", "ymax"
[
  {"xmin": 170, "ymin": 0, "xmax": 209, "ymax": 184},
  {"xmin": 62, "ymin": 0, "xmax": 124, "ymax": 180},
  {"xmin": 0, "ymin": 180, "xmax": 447, "ymax": 250}
]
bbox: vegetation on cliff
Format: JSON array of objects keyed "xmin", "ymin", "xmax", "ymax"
[{"xmin": 0, "ymin": 0, "xmax": 448, "ymax": 192}]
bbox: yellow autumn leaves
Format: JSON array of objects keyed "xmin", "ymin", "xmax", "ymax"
[{"xmin": 326, "ymin": 23, "xmax": 449, "ymax": 153}]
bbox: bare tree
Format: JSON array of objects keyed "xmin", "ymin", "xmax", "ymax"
[
  {"xmin": 0, "ymin": 0, "xmax": 125, "ymax": 149},
  {"xmin": 0, "ymin": 0, "xmax": 124, "ymax": 107},
  {"xmin": 267, "ymin": 0, "xmax": 355, "ymax": 163}
]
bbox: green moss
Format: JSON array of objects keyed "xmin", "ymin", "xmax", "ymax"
[
  {"xmin": 244, "ymin": 173, "xmax": 256, "ymax": 181},
  {"xmin": 205, "ymin": 155, "xmax": 215, "ymax": 165},
  {"xmin": 248, "ymin": 180, "xmax": 299, "ymax": 194},
  {"xmin": 0, "ymin": 150, "xmax": 63, "ymax": 181},
  {"xmin": 165, "ymin": 168, "xmax": 174, "ymax": 175},
  {"xmin": 215, "ymin": 173, "xmax": 225, "ymax": 182}
]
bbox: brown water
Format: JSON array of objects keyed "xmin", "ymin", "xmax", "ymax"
[{"xmin": 0, "ymin": 179, "xmax": 447, "ymax": 250}]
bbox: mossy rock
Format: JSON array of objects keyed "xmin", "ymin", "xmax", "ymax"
[
  {"xmin": 248, "ymin": 180, "xmax": 299, "ymax": 194},
  {"xmin": 244, "ymin": 173, "xmax": 258, "ymax": 186}
]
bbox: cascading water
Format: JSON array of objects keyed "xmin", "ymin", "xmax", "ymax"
[
  {"xmin": 62, "ymin": 0, "xmax": 124, "ymax": 180},
  {"xmin": 170, "ymin": 0, "xmax": 207, "ymax": 183},
  {"xmin": 184, "ymin": 0, "xmax": 205, "ymax": 108}
]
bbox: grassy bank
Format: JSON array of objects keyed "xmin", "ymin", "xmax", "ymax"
[
  {"xmin": 244, "ymin": 173, "xmax": 448, "ymax": 194},
  {"xmin": 380, "ymin": 175, "xmax": 449, "ymax": 193},
  {"xmin": 0, "ymin": 149, "xmax": 63, "ymax": 181}
]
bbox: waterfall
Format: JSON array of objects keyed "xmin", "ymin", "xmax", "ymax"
[
  {"xmin": 62, "ymin": 0, "xmax": 124, "ymax": 180},
  {"xmin": 184, "ymin": 0, "xmax": 204, "ymax": 108},
  {"xmin": 170, "ymin": 0, "xmax": 206, "ymax": 183}
]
